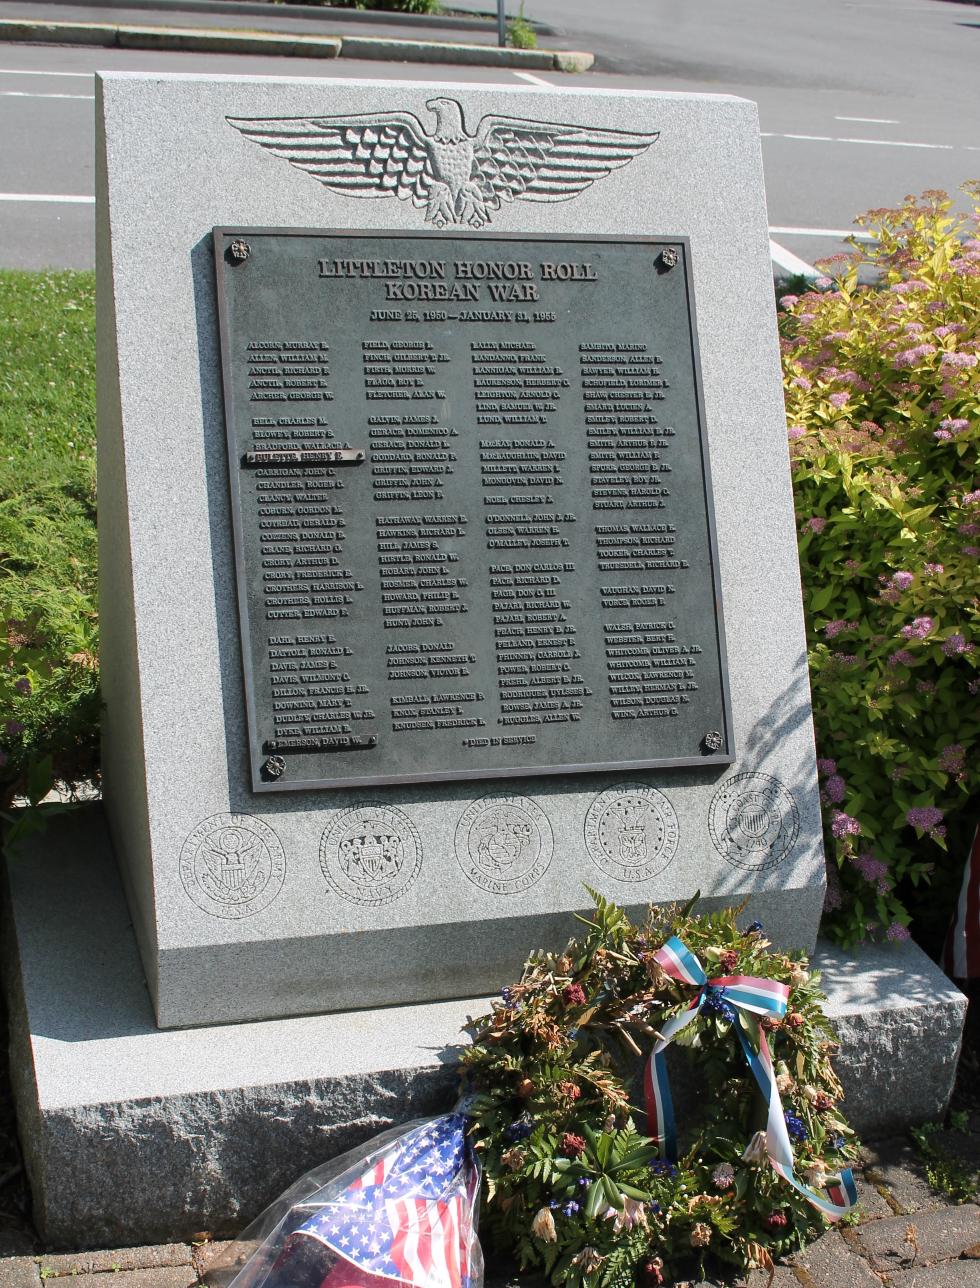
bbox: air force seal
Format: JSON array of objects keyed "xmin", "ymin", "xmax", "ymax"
[{"xmin": 584, "ymin": 783, "xmax": 678, "ymax": 883}]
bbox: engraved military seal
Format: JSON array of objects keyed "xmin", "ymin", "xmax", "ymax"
[
  {"xmin": 179, "ymin": 813, "xmax": 285, "ymax": 919},
  {"xmin": 584, "ymin": 783, "xmax": 679, "ymax": 883},
  {"xmin": 708, "ymin": 772, "xmax": 800, "ymax": 871},
  {"xmin": 320, "ymin": 803, "xmax": 422, "ymax": 907},
  {"xmin": 455, "ymin": 794, "xmax": 553, "ymax": 896}
]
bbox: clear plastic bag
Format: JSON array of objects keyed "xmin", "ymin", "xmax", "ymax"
[{"xmin": 205, "ymin": 1111, "xmax": 483, "ymax": 1288}]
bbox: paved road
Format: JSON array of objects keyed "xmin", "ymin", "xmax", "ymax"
[{"xmin": 0, "ymin": 0, "xmax": 978, "ymax": 270}]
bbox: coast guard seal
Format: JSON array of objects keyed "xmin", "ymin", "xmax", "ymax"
[
  {"xmin": 584, "ymin": 783, "xmax": 678, "ymax": 883},
  {"xmin": 179, "ymin": 813, "xmax": 285, "ymax": 919},
  {"xmin": 320, "ymin": 804, "xmax": 422, "ymax": 907},
  {"xmin": 455, "ymin": 794, "xmax": 553, "ymax": 895},
  {"xmin": 708, "ymin": 771, "xmax": 800, "ymax": 871}
]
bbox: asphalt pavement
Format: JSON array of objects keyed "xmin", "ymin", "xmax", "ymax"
[{"xmin": 0, "ymin": 0, "xmax": 978, "ymax": 272}]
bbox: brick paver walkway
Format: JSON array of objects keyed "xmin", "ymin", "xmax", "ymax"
[{"xmin": 0, "ymin": 1137, "xmax": 975, "ymax": 1287}]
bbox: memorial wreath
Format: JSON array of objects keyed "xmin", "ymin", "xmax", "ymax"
[{"xmin": 461, "ymin": 894, "xmax": 860, "ymax": 1287}]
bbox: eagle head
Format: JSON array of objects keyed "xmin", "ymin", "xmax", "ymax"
[{"xmin": 426, "ymin": 97, "xmax": 467, "ymax": 145}]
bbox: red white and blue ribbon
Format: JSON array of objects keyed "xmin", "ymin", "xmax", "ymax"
[{"xmin": 644, "ymin": 936, "xmax": 858, "ymax": 1221}]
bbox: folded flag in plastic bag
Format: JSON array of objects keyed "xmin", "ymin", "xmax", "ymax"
[
  {"xmin": 268, "ymin": 1113, "xmax": 480, "ymax": 1288},
  {"xmin": 944, "ymin": 821, "xmax": 980, "ymax": 980}
]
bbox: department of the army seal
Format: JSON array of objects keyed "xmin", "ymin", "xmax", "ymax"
[
  {"xmin": 455, "ymin": 795, "xmax": 553, "ymax": 896},
  {"xmin": 708, "ymin": 772, "xmax": 800, "ymax": 871},
  {"xmin": 319, "ymin": 804, "xmax": 422, "ymax": 907},
  {"xmin": 584, "ymin": 783, "xmax": 679, "ymax": 883},
  {"xmin": 179, "ymin": 813, "xmax": 286, "ymax": 920}
]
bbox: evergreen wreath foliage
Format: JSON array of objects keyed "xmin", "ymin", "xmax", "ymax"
[{"xmin": 461, "ymin": 894, "xmax": 859, "ymax": 1287}]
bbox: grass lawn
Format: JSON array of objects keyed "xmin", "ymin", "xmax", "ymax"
[{"xmin": 0, "ymin": 271, "xmax": 99, "ymax": 805}]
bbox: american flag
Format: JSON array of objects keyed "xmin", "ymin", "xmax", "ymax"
[
  {"xmin": 271, "ymin": 1114, "xmax": 480, "ymax": 1288},
  {"xmin": 944, "ymin": 821, "xmax": 980, "ymax": 980}
]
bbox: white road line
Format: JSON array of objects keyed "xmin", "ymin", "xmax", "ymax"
[
  {"xmin": 762, "ymin": 130, "xmax": 955, "ymax": 151},
  {"xmin": 835, "ymin": 115, "xmax": 899, "ymax": 124},
  {"xmin": 512, "ymin": 70, "xmax": 553, "ymax": 87},
  {"xmin": 769, "ymin": 239, "xmax": 818, "ymax": 281},
  {"xmin": 0, "ymin": 68, "xmax": 91, "ymax": 77},
  {"xmin": 0, "ymin": 193, "xmax": 94, "ymax": 203},
  {"xmin": 836, "ymin": 135, "xmax": 953, "ymax": 150},
  {"xmin": 0, "ymin": 91, "xmax": 94, "ymax": 100},
  {"xmin": 769, "ymin": 224, "xmax": 873, "ymax": 241}
]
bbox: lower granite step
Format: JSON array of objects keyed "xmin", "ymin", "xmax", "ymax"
[{"xmin": 1, "ymin": 805, "xmax": 967, "ymax": 1249}]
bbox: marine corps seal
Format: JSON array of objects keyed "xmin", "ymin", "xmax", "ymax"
[
  {"xmin": 179, "ymin": 813, "xmax": 285, "ymax": 919},
  {"xmin": 320, "ymin": 804, "xmax": 422, "ymax": 907},
  {"xmin": 708, "ymin": 771, "xmax": 800, "ymax": 871},
  {"xmin": 584, "ymin": 783, "xmax": 678, "ymax": 882},
  {"xmin": 455, "ymin": 795, "xmax": 553, "ymax": 895}
]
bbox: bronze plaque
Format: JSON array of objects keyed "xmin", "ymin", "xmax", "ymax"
[{"xmin": 214, "ymin": 229, "xmax": 732, "ymax": 791}]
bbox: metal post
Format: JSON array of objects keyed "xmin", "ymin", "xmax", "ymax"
[{"xmin": 497, "ymin": 0, "xmax": 507, "ymax": 47}]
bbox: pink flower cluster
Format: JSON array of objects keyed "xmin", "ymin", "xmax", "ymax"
[
  {"xmin": 906, "ymin": 806, "xmax": 944, "ymax": 830},
  {"xmin": 787, "ymin": 423, "xmax": 807, "ymax": 438},
  {"xmin": 886, "ymin": 923, "xmax": 911, "ymax": 942},
  {"xmin": 940, "ymin": 352, "xmax": 977, "ymax": 370},
  {"xmin": 851, "ymin": 851, "xmax": 892, "ymax": 894},
  {"xmin": 939, "ymin": 418, "xmax": 969, "ymax": 434},
  {"xmin": 890, "ymin": 280, "xmax": 929, "ymax": 294},
  {"xmin": 831, "ymin": 810, "xmax": 861, "ymax": 839},
  {"xmin": 923, "ymin": 562, "xmax": 944, "ymax": 575},
  {"xmin": 828, "ymin": 391, "xmax": 850, "ymax": 409},
  {"xmin": 901, "ymin": 616, "xmax": 934, "ymax": 639},
  {"xmin": 894, "ymin": 343, "xmax": 936, "ymax": 368},
  {"xmin": 824, "ymin": 619, "xmax": 857, "ymax": 638},
  {"xmin": 963, "ymin": 489, "xmax": 980, "ymax": 507},
  {"xmin": 888, "ymin": 649, "xmax": 916, "ymax": 668},
  {"xmin": 806, "ymin": 516, "xmax": 827, "ymax": 534},
  {"xmin": 816, "ymin": 758, "xmax": 837, "ymax": 776},
  {"xmin": 938, "ymin": 743, "xmax": 965, "ymax": 774},
  {"xmin": 822, "ymin": 774, "xmax": 847, "ymax": 804},
  {"xmin": 890, "ymin": 571, "xmax": 914, "ymax": 590},
  {"xmin": 941, "ymin": 633, "xmax": 973, "ymax": 656}
]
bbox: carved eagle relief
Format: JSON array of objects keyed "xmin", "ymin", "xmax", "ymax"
[{"xmin": 226, "ymin": 96, "xmax": 658, "ymax": 228}]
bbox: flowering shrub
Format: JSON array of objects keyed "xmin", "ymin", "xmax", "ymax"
[{"xmin": 780, "ymin": 185, "xmax": 979, "ymax": 947}]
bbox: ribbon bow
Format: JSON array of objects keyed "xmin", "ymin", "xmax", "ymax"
[{"xmin": 644, "ymin": 936, "xmax": 857, "ymax": 1221}]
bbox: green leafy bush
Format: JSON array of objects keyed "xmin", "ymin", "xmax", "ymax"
[
  {"xmin": 780, "ymin": 186, "xmax": 980, "ymax": 948},
  {"xmin": 508, "ymin": 4, "xmax": 537, "ymax": 48},
  {"xmin": 0, "ymin": 271, "xmax": 99, "ymax": 813}
]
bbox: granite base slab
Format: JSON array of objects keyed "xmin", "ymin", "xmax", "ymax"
[{"xmin": 1, "ymin": 806, "xmax": 966, "ymax": 1250}]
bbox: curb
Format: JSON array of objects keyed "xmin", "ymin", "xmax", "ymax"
[
  {"xmin": 0, "ymin": 18, "xmax": 594, "ymax": 70},
  {"xmin": 31, "ymin": 0, "xmax": 559, "ymax": 37}
]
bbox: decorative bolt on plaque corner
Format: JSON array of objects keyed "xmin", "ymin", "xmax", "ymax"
[
  {"xmin": 702, "ymin": 730, "xmax": 724, "ymax": 754},
  {"xmin": 262, "ymin": 754, "xmax": 286, "ymax": 781},
  {"xmin": 228, "ymin": 238, "xmax": 251, "ymax": 264},
  {"xmin": 366, "ymin": 735, "xmax": 378, "ymax": 749},
  {"xmin": 658, "ymin": 246, "xmax": 679, "ymax": 272}
]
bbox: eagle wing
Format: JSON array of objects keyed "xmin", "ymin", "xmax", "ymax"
[
  {"xmin": 471, "ymin": 115, "xmax": 658, "ymax": 212},
  {"xmin": 226, "ymin": 111, "xmax": 436, "ymax": 207}
]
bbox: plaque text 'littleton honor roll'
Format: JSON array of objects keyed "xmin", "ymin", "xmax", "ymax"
[{"xmin": 214, "ymin": 230, "xmax": 733, "ymax": 792}]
